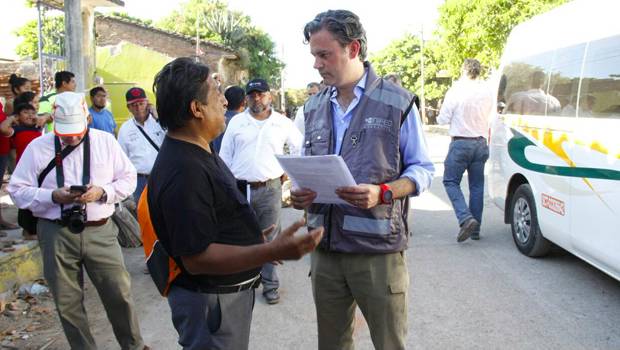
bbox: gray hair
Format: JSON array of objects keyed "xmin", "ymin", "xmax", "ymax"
[{"xmin": 303, "ymin": 10, "xmax": 367, "ymax": 61}]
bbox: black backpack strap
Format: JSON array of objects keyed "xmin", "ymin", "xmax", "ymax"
[
  {"xmin": 135, "ymin": 124, "xmax": 160, "ymax": 152},
  {"xmin": 400, "ymin": 94, "xmax": 418, "ymax": 127}
]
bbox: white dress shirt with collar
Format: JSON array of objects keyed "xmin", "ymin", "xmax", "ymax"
[
  {"xmin": 117, "ymin": 114, "xmax": 165, "ymax": 175},
  {"xmin": 437, "ymin": 78, "xmax": 495, "ymax": 138},
  {"xmin": 7, "ymin": 129, "xmax": 137, "ymax": 221},
  {"xmin": 219, "ymin": 109, "xmax": 303, "ymax": 182}
]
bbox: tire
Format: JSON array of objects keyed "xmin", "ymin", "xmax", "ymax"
[{"xmin": 509, "ymin": 184, "xmax": 551, "ymax": 257}]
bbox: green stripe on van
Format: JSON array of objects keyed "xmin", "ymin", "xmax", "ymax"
[{"xmin": 508, "ymin": 128, "xmax": 620, "ymax": 180}]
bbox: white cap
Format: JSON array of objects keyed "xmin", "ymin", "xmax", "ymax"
[{"xmin": 53, "ymin": 92, "xmax": 88, "ymax": 137}]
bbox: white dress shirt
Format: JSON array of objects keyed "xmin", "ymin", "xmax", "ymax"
[
  {"xmin": 219, "ymin": 110, "xmax": 303, "ymax": 182},
  {"xmin": 293, "ymin": 106, "xmax": 305, "ymax": 136},
  {"xmin": 117, "ymin": 114, "xmax": 165, "ymax": 175},
  {"xmin": 437, "ymin": 78, "xmax": 495, "ymax": 138},
  {"xmin": 7, "ymin": 129, "xmax": 137, "ymax": 221}
]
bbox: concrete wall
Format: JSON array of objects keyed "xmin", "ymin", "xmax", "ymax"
[{"xmin": 95, "ymin": 42, "xmax": 171, "ymax": 126}]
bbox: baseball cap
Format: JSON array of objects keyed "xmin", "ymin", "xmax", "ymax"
[
  {"xmin": 126, "ymin": 87, "xmax": 147, "ymax": 104},
  {"xmin": 52, "ymin": 92, "xmax": 89, "ymax": 137},
  {"xmin": 245, "ymin": 79, "xmax": 270, "ymax": 94}
]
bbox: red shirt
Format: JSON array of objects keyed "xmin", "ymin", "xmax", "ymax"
[
  {"xmin": 0, "ymin": 102, "xmax": 10, "ymax": 155},
  {"xmin": 12, "ymin": 126, "xmax": 42, "ymax": 164}
]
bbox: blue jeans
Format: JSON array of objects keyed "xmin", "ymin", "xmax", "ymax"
[{"xmin": 442, "ymin": 138, "xmax": 489, "ymax": 228}]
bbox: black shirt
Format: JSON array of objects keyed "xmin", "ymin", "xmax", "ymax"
[{"xmin": 147, "ymin": 136, "xmax": 263, "ymax": 290}]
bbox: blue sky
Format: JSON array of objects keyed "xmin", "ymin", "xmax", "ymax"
[{"xmin": 1, "ymin": 0, "xmax": 443, "ymax": 88}]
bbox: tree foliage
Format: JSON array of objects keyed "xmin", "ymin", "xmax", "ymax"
[
  {"xmin": 14, "ymin": 15, "xmax": 64, "ymax": 59},
  {"xmin": 436, "ymin": 0, "xmax": 570, "ymax": 76},
  {"xmin": 370, "ymin": 34, "xmax": 450, "ymax": 104},
  {"xmin": 157, "ymin": 0, "xmax": 284, "ymax": 86},
  {"xmin": 14, "ymin": 11, "xmax": 155, "ymax": 60}
]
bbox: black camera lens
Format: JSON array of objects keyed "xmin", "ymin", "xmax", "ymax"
[
  {"xmin": 62, "ymin": 205, "xmax": 87, "ymax": 234},
  {"xmin": 68, "ymin": 215, "xmax": 86, "ymax": 233}
]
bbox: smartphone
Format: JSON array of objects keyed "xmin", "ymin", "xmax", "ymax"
[{"xmin": 69, "ymin": 185, "xmax": 88, "ymax": 194}]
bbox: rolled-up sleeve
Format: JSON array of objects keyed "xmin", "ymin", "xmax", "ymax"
[{"xmin": 399, "ymin": 107, "xmax": 435, "ymax": 196}]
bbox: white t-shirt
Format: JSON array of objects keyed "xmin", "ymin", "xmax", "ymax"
[
  {"xmin": 117, "ymin": 114, "xmax": 165, "ymax": 175},
  {"xmin": 219, "ymin": 110, "xmax": 303, "ymax": 182}
]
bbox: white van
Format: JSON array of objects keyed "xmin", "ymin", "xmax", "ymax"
[{"xmin": 489, "ymin": 0, "xmax": 620, "ymax": 281}]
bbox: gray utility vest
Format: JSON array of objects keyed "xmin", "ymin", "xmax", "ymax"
[{"xmin": 304, "ymin": 63, "xmax": 414, "ymax": 254}]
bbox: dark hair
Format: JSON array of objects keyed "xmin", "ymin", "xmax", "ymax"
[
  {"xmin": 55, "ymin": 71, "xmax": 75, "ymax": 89},
  {"xmin": 224, "ymin": 86, "xmax": 245, "ymax": 111},
  {"xmin": 153, "ymin": 57, "xmax": 211, "ymax": 131},
  {"xmin": 13, "ymin": 91, "xmax": 37, "ymax": 107},
  {"xmin": 303, "ymin": 10, "xmax": 367, "ymax": 61},
  {"xmin": 462, "ymin": 59, "xmax": 481, "ymax": 79},
  {"xmin": 89, "ymin": 86, "xmax": 106, "ymax": 97},
  {"xmin": 9, "ymin": 74, "xmax": 30, "ymax": 95},
  {"xmin": 14, "ymin": 103, "xmax": 35, "ymax": 115},
  {"xmin": 307, "ymin": 82, "xmax": 320, "ymax": 89}
]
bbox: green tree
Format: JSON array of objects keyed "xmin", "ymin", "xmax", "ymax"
[
  {"xmin": 14, "ymin": 11, "xmax": 156, "ymax": 60},
  {"xmin": 14, "ymin": 16, "xmax": 64, "ymax": 59},
  {"xmin": 157, "ymin": 0, "xmax": 284, "ymax": 86},
  {"xmin": 370, "ymin": 34, "xmax": 450, "ymax": 105},
  {"xmin": 436, "ymin": 0, "xmax": 569, "ymax": 76}
]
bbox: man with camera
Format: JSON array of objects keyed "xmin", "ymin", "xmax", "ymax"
[{"xmin": 7, "ymin": 92, "xmax": 148, "ymax": 350}]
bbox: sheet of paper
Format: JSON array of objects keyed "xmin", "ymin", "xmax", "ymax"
[{"xmin": 276, "ymin": 155, "xmax": 356, "ymax": 204}]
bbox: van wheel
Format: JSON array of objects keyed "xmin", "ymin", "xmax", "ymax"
[{"xmin": 510, "ymin": 184, "xmax": 551, "ymax": 257}]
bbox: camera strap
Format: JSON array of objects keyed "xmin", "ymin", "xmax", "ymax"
[{"xmin": 53, "ymin": 130, "xmax": 91, "ymax": 213}]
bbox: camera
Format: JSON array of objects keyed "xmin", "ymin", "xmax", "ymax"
[{"xmin": 61, "ymin": 205, "xmax": 87, "ymax": 233}]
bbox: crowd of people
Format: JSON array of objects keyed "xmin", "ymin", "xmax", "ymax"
[{"xmin": 0, "ymin": 8, "xmax": 497, "ymax": 350}]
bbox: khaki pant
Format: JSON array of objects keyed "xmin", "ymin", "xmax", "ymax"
[
  {"xmin": 37, "ymin": 219, "xmax": 144, "ymax": 350},
  {"xmin": 311, "ymin": 249, "xmax": 409, "ymax": 350}
]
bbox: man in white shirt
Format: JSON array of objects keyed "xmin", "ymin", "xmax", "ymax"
[
  {"xmin": 117, "ymin": 87, "xmax": 165, "ymax": 201},
  {"xmin": 437, "ymin": 58, "xmax": 494, "ymax": 242},
  {"xmin": 7, "ymin": 92, "xmax": 147, "ymax": 349},
  {"xmin": 293, "ymin": 82, "xmax": 321, "ymax": 135},
  {"xmin": 219, "ymin": 78, "xmax": 303, "ymax": 304}
]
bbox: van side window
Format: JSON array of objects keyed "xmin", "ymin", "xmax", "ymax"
[
  {"xmin": 503, "ymin": 53, "xmax": 558, "ymax": 116},
  {"xmin": 579, "ymin": 35, "xmax": 620, "ymax": 119},
  {"xmin": 547, "ymin": 44, "xmax": 585, "ymax": 117}
]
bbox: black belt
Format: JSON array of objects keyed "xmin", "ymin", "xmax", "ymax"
[
  {"xmin": 195, "ymin": 275, "xmax": 261, "ymax": 294},
  {"xmin": 137, "ymin": 173, "xmax": 149, "ymax": 178},
  {"xmin": 451, "ymin": 136, "xmax": 484, "ymax": 141},
  {"xmin": 47, "ymin": 217, "xmax": 109, "ymax": 227}
]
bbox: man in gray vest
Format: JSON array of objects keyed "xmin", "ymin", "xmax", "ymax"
[{"xmin": 291, "ymin": 10, "xmax": 435, "ymax": 350}]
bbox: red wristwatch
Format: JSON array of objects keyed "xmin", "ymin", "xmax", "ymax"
[{"xmin": 379, "ymin": 183, "xmax": 393, "ymax": 204}]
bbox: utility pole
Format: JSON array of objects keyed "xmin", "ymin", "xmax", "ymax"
[
  {"xmin": 280, "ymin": 44, "xmax": 286, "ymax": 113},
  {"xmin": 420, "ymin": 24, "xmax": 427, "ymax": 124},
  {"xmin": 36, "ymin": 0, "xmax": 44, "ymax": 96},
  {"xmin": 65, "ymin": 0, "xmax": 85, "ymax": 92}
]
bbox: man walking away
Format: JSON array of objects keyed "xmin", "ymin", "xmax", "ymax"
[{"xmin": 437, "ymin": 58, "xmax": 494, "ymax": 242}]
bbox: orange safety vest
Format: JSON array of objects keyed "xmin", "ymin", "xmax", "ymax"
[{"xmin": 137, "ymin": 186, "xmax": 182, "ymax": 297}]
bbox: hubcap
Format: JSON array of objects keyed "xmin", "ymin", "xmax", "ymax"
[{"xmin": 513, "ymin": 197, "xmax": 531, "ymax": 244}]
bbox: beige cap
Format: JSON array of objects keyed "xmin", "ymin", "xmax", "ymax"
[{"xmin": 52, "ymin": 92, "xmax": 88, "ymax": 137}]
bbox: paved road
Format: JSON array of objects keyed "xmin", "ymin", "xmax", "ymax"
[{"xmin": 53, "ymin": 132, "xmax": 619, "ymax": 349}]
